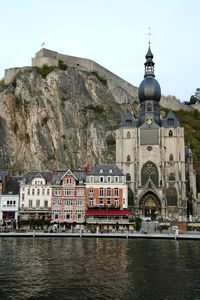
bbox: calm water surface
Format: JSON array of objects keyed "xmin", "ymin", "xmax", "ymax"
[{"xmin": 0, "ymin": 237, "xmax": 200, "ymax": 300}]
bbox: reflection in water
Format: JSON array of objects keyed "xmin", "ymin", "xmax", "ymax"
[{"xmin": 0, "ymin": 238, "xmax": 200, "ymax": 299}]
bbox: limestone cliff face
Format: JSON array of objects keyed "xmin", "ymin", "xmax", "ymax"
[{"xmin": 0, "ymin": 67, "xmax": 138, "ymax": 174}]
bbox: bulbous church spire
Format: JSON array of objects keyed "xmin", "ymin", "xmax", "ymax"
[
  {"xmin": 138, "ymin": 45, "xmax": 161, "ymax": 103},
  {"xmin": 138, "ymin": 44, "xmax": 161, "ymax": 126}
]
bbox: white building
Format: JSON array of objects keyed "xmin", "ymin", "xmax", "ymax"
[
  {"xmin": 0, "ymin": 176, "xmax": 21, "ymax": 226},
  {"xmin": 19, "ymin": 172, "xmax": 52, "ymax": 221}
]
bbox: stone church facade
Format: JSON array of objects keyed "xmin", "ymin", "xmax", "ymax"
[{"xmin": 116, "ymin": 45, "xmax": 196, "ymax": 221}]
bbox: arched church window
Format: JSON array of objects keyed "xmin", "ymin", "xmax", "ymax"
[
  {"xmin": 166, "ymin": 187, "xmax": 177, "ymax": 206},
  {"xmin": 141, "ymin": 161, "xmax": 159, "ymax": 187},
  {"xmin": 126, "ymin": 173, "xmax": 131, "ymax": 182},
  {"xmin": 169, "ymin": 173, "xmax": 175, "ymax": 181},
  {"xmin": 127, "ymin": 155, "xmax": 131, "ymax": 163},
  {"xmin": 127, "ymin": 131, "xmax": 131, "ymax": 139},
  {"xmin": 169, "ymin": 130, "xmax": 173, "ymax": 137},
  {"xmin": 169, "ymin": 154, "xmax": 173, "ymax": 161},
  {"xmin": 147, "ymin": 103, "xmax": 152, "ymax": 112}
]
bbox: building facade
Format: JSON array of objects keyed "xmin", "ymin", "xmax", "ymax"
[
  {"xmin": 19, "ymin": 172, "xmax": 52, "ymax": 221},
  {"xmin": 51, "ymin": 170, "xmax": 85, "ymax": 225},
  {"xmin": 85, "ymin": 164, "xmax": 133, "ymax": 231},
  {"xmin": 116, "ymin": 45, "xmax": 196, "ymax": 221}
]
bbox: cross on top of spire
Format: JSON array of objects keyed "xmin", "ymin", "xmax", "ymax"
[{"xmin": 147, "ymin": 27, "xmax": 153, "ymax": 45}]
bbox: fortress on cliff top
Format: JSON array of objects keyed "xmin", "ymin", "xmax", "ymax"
[{"xmin": 4, "ymin": 48, "xmax": 183, "ymax": 110}]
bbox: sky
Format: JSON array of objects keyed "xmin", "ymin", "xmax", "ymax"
[{"xmin": 0, "ymin": 0, "xmax": 200, "ymax": 102}]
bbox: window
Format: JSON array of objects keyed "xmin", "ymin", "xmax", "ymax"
[
  {"xmin": 53, "ymin": 199, "xmax": 61, "ymax": 206},
  {"xmin": 89, "ymin": 188, "xmax": 94, "ymax": 195},
  {"xmin": 107, "ymin": 199, "xmax": 111, "ymax": 205},
  {"xmin": 114, "ymin": 188, "xmax": 119, "ymax": 197},
  {"xmin": 107, "ymin": 188, "xmax": 111, "ymax": 197},
  {"xmin": 127, "ymin": 155, "xmax": 131, "ymax": 163},
  {"xmin": 114, "ymin": 199, "xmax": 119, "ymax": 207},
  {"xmin": 89, "ymin": 176, "xmax": 94, "ymax": 183},
  {"xmin": 169, "ymin": 173, "xmax": 175, "ymax": 181},
  {"xmin": 169, "ymin": 130, "xmax": 173, "ymax": 137},
  {"xmin": 44, "ymin": 200, "xmax": 48, "ymax": 208},
  {"xmin": 53, "ymin": 210, "xmax": 61, "ymax": 219},
  {"xmin": 141, "ymin": 161, "xmax": 159, "ymax": 187},
  {"xmin": 64, "ymin": 200, "xmax": 72, "ymax": 206},
  {"xmin": 32, "ymin": 189, "xmax": 35, "ymax": 196},
  {"xmin": 47, "ymin": 189, "xmax": 50, "ymax": 196},
  {"xmin": 168, "ymin": 118, "xmax": 174, "ymax": 127},
  {"xmin": 37, "ymin": 189, "xmax": 40, "ymax": 196},
  {"xmin": 36, "ymin": 200, "xmax": 40, "ymax": 208},
  {"xmin": 29, "ymin": 200, "xmax": 33, "ymax": 208},
  {"xmin": 107, "ymin": 176, "xmax": 111, "ymax": 183},
  {"xmin": 126, "ymin": 173, "xmax": 131, "ymax": 182},
  {"xmin": 147, "ymin": 103, "xmax": 152, "ymax": 112},
  {"xmin": 77, "ymin": 189, "xmax": 84, "ymax": 196},
  {"xmin": 76, "ymin": 210, "xmax": 84, "ymax": 219},
  {"xmin": 22, "ymin": 194, "xmax": 25, "ymax": 201},
  {"xmin": 89, "ymin": 199, "xmax": 94, "ymax": 207},
  {"xmin": 64, "ymin": 189, "xmax": 73, "ymax": 196},
  {"xmin": 169, "ymin": 154, "xmax": 173, "ymax": 161},
  {"xmin": 127, "ymin": 131, "xmax": 131, "ymax": 139},
  {"xmin": 99, "ymin": 188, "xmax": 104, "ymax": 197},
  {"xmin": 115, "ymin": 177, "xmax": 119, "ymax": 183},
  {"xmin": 42, "ymin": 189, "xmax": 45, "ymax": 196},
  {"xmin": 100, "ymin": 176, "xmax": 104, "ymax": 183},
  {"xmin": 27, "ymin": 189, "xmax": 30, "ymax": 195},
  {"xmin": 76, "ymin": 200, "xmax": 83, "ymax": 206},
  {"xmin": 64, "ymin": 210, "xmax": 72, "ymax": 219},
  {"xmin": 54, "ymin": 188, "xmax": 61, "ymax": 196}
]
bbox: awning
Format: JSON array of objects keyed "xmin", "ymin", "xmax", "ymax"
[{"xmin": 86, "ymin": 209, "xmax": 133, "ymax": 217}]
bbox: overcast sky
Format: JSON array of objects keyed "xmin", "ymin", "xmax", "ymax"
[{"xmin": 1, "ymin": 0, "xmax": 199, "ymax": 102}]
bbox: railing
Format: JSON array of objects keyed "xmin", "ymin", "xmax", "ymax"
[{"xmin": 86, "ymin": 217, "xmax": 131, "ymax": 224}]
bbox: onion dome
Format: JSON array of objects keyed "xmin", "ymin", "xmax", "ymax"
[{"xmin": 138, "ymin": 45, "xmax": 161, "ymax": 103}]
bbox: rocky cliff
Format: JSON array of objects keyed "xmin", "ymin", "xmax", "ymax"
[
  {"xmin": 0, "ymin": 63, "xmax": 186, "ymax": 174},
  {"xmin": 0, "ymin": 66, "xmax": 139, "ymax": 174}
]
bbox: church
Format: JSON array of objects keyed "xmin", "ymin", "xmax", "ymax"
[{"xmin": 116, "ymin": 45, "xmax": 196, "ymax": 221}]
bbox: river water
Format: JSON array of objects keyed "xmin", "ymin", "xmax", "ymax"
[{"xmin": 0, "ymin": 237, "xmax": 200, "ymax": 300}]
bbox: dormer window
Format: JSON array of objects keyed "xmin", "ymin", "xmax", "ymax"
[
  {"xmin": 168, "ymin": 118, "xmax": 174, "ymax": 127},
  {"xmin": 99, "ymin": 169, "xmax": 103, "ymax": 174},
  {"xmin": 109, "ymin": 169, "xmax": 112, "ymax": 174},
  {"xmin": 125, "ymin": 119, "xmax": 132, "ymax": 126}
]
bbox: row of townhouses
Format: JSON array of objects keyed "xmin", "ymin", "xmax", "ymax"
[{"xmin": 0, "ymin": 164, "xmax": 133, "ymax": 231}]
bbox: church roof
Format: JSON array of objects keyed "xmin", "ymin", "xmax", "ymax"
[
  {"xmin": 120, "ymin": 112, "xmax": 136, "ymax": 127},
  {"xmin": 162, "ymin": 111, "xmax": 180, "ymax": 128}
]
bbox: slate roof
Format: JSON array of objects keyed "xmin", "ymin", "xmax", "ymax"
[
  {"xmin": 22, "ymin": 171, "xmax": 52, "ymax": 184},
  {"xmin": 3, "ymin": 176, "xmax": 22, "ymax": 195},
  {"xmin": 162, "ymin": 111, "xmax": 180, "ymax": 128},
  {"xmin": 120, "ymin": 112, "xmax": 137, "ymax": 127},
  {"xmin": 88, "ymin": 164, "xmax": 124, "ymax": 176}
]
